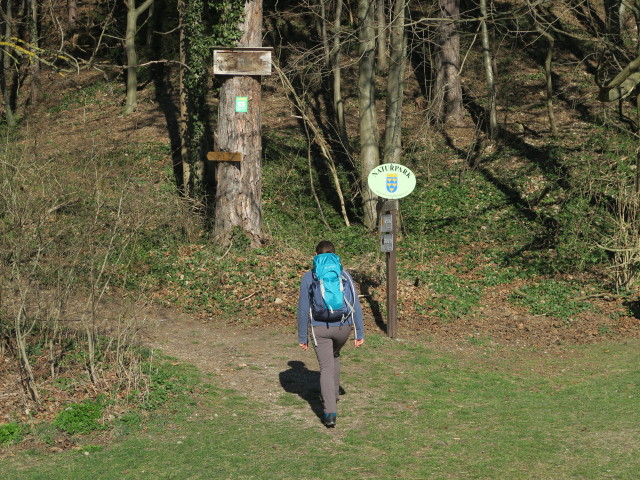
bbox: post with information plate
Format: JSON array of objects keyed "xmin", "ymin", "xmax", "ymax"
[
  {"xmin": 381, "ymin": 200, "xmax": 398, "ymax": 338},
  {"xmin": 367, "ymin": 163, "xmax": 416, "ymax": 339}
]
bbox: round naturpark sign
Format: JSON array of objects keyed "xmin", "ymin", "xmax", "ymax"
[{"xmin": 367, "ymin": 163, "xmax": 416, "ymax": 200}]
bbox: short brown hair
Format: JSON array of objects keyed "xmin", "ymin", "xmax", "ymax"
[{"xmin": 315, "ymin": 240, "xmax": 335, "ymax": 254}]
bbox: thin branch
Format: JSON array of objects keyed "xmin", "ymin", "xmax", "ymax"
[{"xmin": 215, "ymin": 242, "xmax": 233, "ymax": 261}]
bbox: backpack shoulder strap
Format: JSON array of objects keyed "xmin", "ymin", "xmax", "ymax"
[{"xmin": 341, "ymin": 271, "xmax": 356, "ymax": 318}]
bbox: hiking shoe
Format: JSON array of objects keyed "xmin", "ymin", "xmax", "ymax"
[{"xmin": 323, "ymin": 413, "xmax": 337, "ymax": 428}]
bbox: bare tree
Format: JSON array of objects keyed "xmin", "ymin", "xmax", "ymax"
[
  {"xmin": 358, "ymin": 0, "xmax": 380, "ymax": 229},
  {"xmin": 178, "ymin": 0, "xmax": 190, "ymax": 195},
  {"xmin": 332, "ymin": 0, "xmax": 348, "ymax": 143},
  {"xmin": 535, "ymin": 22, "xmax": 558, "ymax": 136},
  {"xmin": 317, "ymin": 0, "xmax": 331, "ymax": 64},
  {"xmin": 2, "ymin": 0, "xmax": 16, "ymax": 126},
  {"xmin": 124, "ymin": 0, "xmax": 155, "ymax": 115},
  {"xmin": 29, "ymin": 0, "xmax": 40, "ymax": 103},
  {"xmin": 604, "ymin": 0, "xmax": 622, "ymax": 42},
  {"xmin": 479, "ymin": 0, "xmax": 498, "ymax": 138},
  {"xmin": 434, "ymin": 0, "xmax": 464, "ymax": 125},
  {"xmin": 68, "ymin": 0, "xmax": 77, "ymax": 28},
  {"xmin": 377, "ymin": 0, "xmax": 388, "ymax": 73},
  {"xmin": 383, "ymin": 0, "xmax": 406, "ymax": 164}
]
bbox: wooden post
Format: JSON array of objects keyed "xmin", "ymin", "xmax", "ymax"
[
  {"xmin": 369, "ymin": 163, "xmax": 416, "ymax": 339},
  {"xmin": 381, "ymin": 200, "xmax": 399, "ymax": 338}
]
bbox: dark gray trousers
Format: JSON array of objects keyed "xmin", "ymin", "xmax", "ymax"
[{"xmin": 312, "ymin": 323, "xmax": 351, "ymax": 414}]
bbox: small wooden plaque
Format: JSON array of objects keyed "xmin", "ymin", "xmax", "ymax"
[
  {"xmin": 213, "ymin": 48, "xmax": 272, "ymax": 76},
  {"xmin": 207, "ymin": 152, "xmax": 242, "ymax": 162}
]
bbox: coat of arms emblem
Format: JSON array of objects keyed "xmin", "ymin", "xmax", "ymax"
[{"xmin": 386, "ymin": 173, "xmax": 398, "ymax": 193}]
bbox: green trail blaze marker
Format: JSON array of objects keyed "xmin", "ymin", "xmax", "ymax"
[{"xmin": 235, "ymin": 96, "xmax": 248, "ymax": 113}]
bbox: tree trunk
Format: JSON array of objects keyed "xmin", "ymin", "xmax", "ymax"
[
  {"xmin": 15, "ymin": 307, "xmax": 40, "ymax": 404},
  {"xmin": 178, "ymin": 0, "xmax": 189, "ymax": 195},
  {"xmin": 377, "ymin": 0, "xmax": 387, "ymax": 73},
  {"xmin": 2, "ymin": 0, "xmax": 16, "ymax": 127},
  {"xmin": 214, "ymin": 0, "xmax": 264, "ymax": 246},
  {"xmin": 358, "ymin": 0, "xmax": 379, "ymax": 229},
  {"xmin": 536, "ymin": 23, "xmax": 557, "ymax": 136},
  {"xmin": 124, "ymin": 2, "xmax": 139, "ymax": 114},
  {"xmin": 29, "ymin": 0, "xmax": 39, "ymax": 104},
  {"xmin": 68, "ymin": 0, "xmax": 77, "ymax": 27},
  {"xmin": 434, "ymin": 0, "xmax": 463, "ymax": 125},
  {"xmin": 181, "ymin": 0, "xmax": 210, "ymax": 200},
  {"xmin": 383, "ymin": 0, "xmax": 406, "ymax": 164},
  {"xmin": 124, "ymin": 0, "xmax": 154, "ymax": 115},
  {"xmin": 635, "ymin": 5, "xmax": 640, "ymax": 56},
  {"xmin": 146, "ymin": 0, "xmax": 155, "ymax": 47},
  {"xmin": 319, "ymin": 0, "xmax": 330, "ymax": 65},
  {"xmin": 479, "ymin": 0, "xmax": 497, "ymax": 138},
  {"xmin": 332, "ymin": 0, "xmax": 348, "ymax": 144},
  {"xmin": 604, "ymin": 0, "xmax": 622, "ymax": 42}
]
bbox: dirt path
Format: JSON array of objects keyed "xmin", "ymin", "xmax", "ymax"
[{"xmin": 143, "ymin": 307, "xmax": 345, "ymax": 429}]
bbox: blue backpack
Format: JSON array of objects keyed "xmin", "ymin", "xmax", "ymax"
[{"xmin": 309, "ymin": 253, "xmax": 355, "ymax": 322}]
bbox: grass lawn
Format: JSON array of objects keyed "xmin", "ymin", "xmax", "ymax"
[{"xmin": 2, "ymin": 335, "xmax": 638, "ymax": 480}]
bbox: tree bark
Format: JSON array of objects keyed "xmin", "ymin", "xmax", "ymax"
[
  {"xmin": 604, "ymin": 0, "xmax": 622, "ymax": 42},
  {"xmin": 68, "ymin": 0, "xmax": 77, "ymax": 28},
  {"xmin": 29, "ymin": 0, "xmax": 39, "ymax": 104},
  {"xmin": 434, "ymin": 0, "xmax": 463, "ymax": 125},
  {"xmin": 124, "ymin": 0, "xmax": 154, "ymax": 115},
  {"xmin": 479, "ymin": 0, "xmax": 497, "ymax": 138},
  {"xmin": 180, "ymin": 0, "xmax": 210, "ymax": 200},
  {"xmin": 2, "ymin": 0, "xmax": 16, "ymax": 127},
  {"xmin": 377, "ymin": 0, "xmax": 387, "ymax": 73},
  {"xmin": 178, "ymin": 0, "xmax": 189, "ymax": 195},
  {"xmin": 332, "ymin": 0, "xmax": 348, "ymax": 143},
  {"xmin": 15, "ymin": 306, "xmax": 40, "ymax": 404},
  {"xmin": 536, "ymin": 22, "xmax": 557, "ymax": 136},
  {"xmin": 383, "ymin": 0, "xmax": 406, "ymax": 164},
  {"xmin": 319, "ymin": 0, "xmax": 330, "ymax": 65},
  {"xmin": 214, "ymin": 0, "xmax": 265, "ymax": 246},
  {"xmin": 358, "ymin": 0, "xmax": 380, "ymax": 229}
]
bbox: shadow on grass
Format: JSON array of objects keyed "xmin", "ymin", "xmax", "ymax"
[
  {"xmin": 280, "ymin": 361, "xmax": 323, "ymax": 421},
  {"xmin": 279, "ymin": 361, "xmax": 349, "ymax": 425}
]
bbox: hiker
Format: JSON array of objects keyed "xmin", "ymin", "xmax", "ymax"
[{"xmin": 297, "ymin": 240, "xmax": 365, "ymax": 428}]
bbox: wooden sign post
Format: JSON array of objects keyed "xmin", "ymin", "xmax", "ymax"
[
  {"xmin": 209, "ymin": 47, "xmax": 273, "ymax": 163},
  {"xmin": 367, "ymin": 163, "xmax": 417, "ymax": 339},
  {"xmin": 381, "ymin": 200, "xmax": 399, "ymax": 338}
]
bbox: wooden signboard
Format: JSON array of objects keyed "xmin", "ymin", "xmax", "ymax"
[
  {"xmin": 213, "ymin": 48, "xmax": 272, "ymax": 76},
  {"xmin": 207, "ymin": 152, "xmax": 242, "ymax": 162}
]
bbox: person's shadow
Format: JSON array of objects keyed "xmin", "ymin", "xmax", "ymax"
[{"xmin": 279, "ymin": 361, "xmax": 324, "ymax": 421}]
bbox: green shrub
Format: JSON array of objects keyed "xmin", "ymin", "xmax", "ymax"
[
  {"xmin": 412, "ymin": 266, "xmax": 483, "ymax": 321},
  {"xmin": 0, "ymin": 422, "xmax": 25, "ymax": 445},
  {"xmin": 510, "ymin": 280, "xmax": 592, "ymax": 322},
  {"xmin": 53, "ymin": 400, "xmax": 105, "ymax": 435},
  {"xmin": 141, "ymin": 360, "xmax": 199, "ymax": 411}
]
